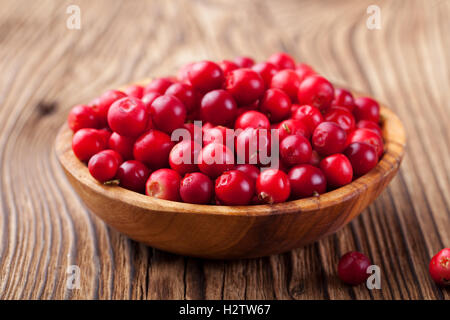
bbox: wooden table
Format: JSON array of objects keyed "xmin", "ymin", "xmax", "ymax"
[{"xmin": 0, "ymin": 0, "xmax": 448, "ymax": 300}]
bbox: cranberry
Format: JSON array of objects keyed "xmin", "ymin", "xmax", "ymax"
[
  {"xmin": 297, "ymin": 75, "xmax": 335, "ymax": 112},
  {"xmin": 219, "ymin": 60, "xmax": 239, "ymax": 75},
  {"xmin": 251, "ymin": 62, "xmax": 278, "ymax": 89},
  {"xmin": 236, "ymin": 128, "xmax": 271, "ymax": 166},
  {"xmin": 182, "ymin": 123, "xmax": 202, "ymax": 143},
  {"xmin": 234, "ymin": 56, "xmax": 255, "ymax": 68},
  {"xmin": 141, "ymin": 91, "xmax": 162, "ymax": 112},
  {"xmin": 288, "ymin": 164, "xmax": 326, "ymax": 198},
  {"xmin": 200, "ymin": 89, "xmax": 237, "ymax": 126},
  {"xmin": 270, "ymin": 69, "xmax": 301, "ymax": 101},
  {"xmin": 93, "ymin": 90, "xmax": 127, "ymax": 125},
  {"xmin": 332, "ymin": 88, "xmax": 355, "ymax": 112},
  {"xmin": 197, "ymin": 143, "xmax": 235, "ymax": 178},
  {"xmin": 280, "ymin": 134, "xmax": 312, "ymax": 167},
  {"xmin": 125, "ymin": 85, "xmax": 144, "ymax": 99},
  {"xmin": 107, "ymin": 97, "xmax": 149, "ymax": 137},
  {"xmin": 256, "ymin": 169, "xmax": 290, "ymax": 204},
  {"xmin": 203, "ymin": 125, "xmax": 234, "ymax": 148},
  {"xmin": 68, "ymin": 105, "xmax": 99, "ymax": 132},
  {"xmin": 109, "ymin": 132, "xmax": 135, "ymax": 160},
  {"xmin": 225, "ymin": 69, "xmax": 265, "ymax": 105},
  {"xmin": 234, "ymin": 164, "xmax": 260, "ymax": 183},
  {"xmin": 215, "ymin": 170, "xmax": 255, "ymax": 205},
  {"xmin": 180, "ymin": 172, "xmax": 214, "ymax": 204},
  {"xmin": 295, "ymin": 63, "xmax": 316, "ymax": 82},
  {"xmin": 116, "ymin": 160, "xmax": 150, "ymax": 193},
  {"xmin": 338, "ymin": 251, "xmax": 371, "ymax": 285},
  {"xmin": 347, "ymin": 128, "xmax": 384, "ymax": 158},
  {"xmin": 319, "ymin": 154, "xmax": 353, "ymax": 188},
  {"xmin": 88, "ymin": 150, "xmax": 122, "ymax": 183},
  {"xmin": 150, "ymin": 95, "xmax": 187, "ymax": 134},
  {"xmin": 145, "ymin": 168, "xmax": 181, "ymax": 201},
  {"xmin": 344, "ymin": 142, "xmax": 378, "ymax": 176},
  {"xmin": 356, "ymin": 120, "xmax": 382, "ymax": 137},
  {"xmin": 177, "ymin": 62, "xmax": 194, "ymax": 83},
  {"xmin": 312, "ymin": 122, "xmax": 347, "ymax": 156},
  {"xmin": 267, "ymin": 52, "xmax": 296, "ymax": 70},
  {"xmin": 429, "ymin": 248, "xmax": 450, "ymax": 286},
  {"xmin": 133, "ymin": 130, "xmax": 174, "ymax": 170},
  {"xmin": 309, "ymin": 150, "xmax": 322, "ymax": 167},
  {"xmin": 292, "ymin": 104, "xmax": 324, "ymax": 135},
  {"xmin": 97, "ymin": 129, "xmax": 112, "ymax": 146},
  {"xmin": 165, "ymin": 83, "xmax": 197, "ymax": 113},
  {"xmin": 236, "ymin": 102, "xmax": 259, "ymax": 117},
  {"xmin": 72, "ymin": 128, "xmax": 107, "ymax": 161},
  {"xmin": 144, "ymin": 78, "xmax": 174, "ymax": 95},
  {"xmin": 353, "ymin": 97, "xmax": 380, "ymax": 123},
  {"xmin": 259, "ymin": 88, "xmax": 291, "ymax": 122},
  {"xmin": 188, "ymin": 61, "xmax": 224, "ymax": 93},
  {"xmin": 324, "ymin": 107, "xmax": 356, "ymax": 133},
  {"xmin": 235, "ymin": 110, "xmax": 270, "ymax": 130},
  {"xmin": 277, "ymin": 119, "xmax": 309, "ymax": 141},
  {"xmin": 169, "ymin": 140, "xmax": 201, "ymax": 175}
]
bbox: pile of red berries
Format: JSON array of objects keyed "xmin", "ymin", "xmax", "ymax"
[{"xmin": 68, "ymin": 52, "xmax": 384, "ymax": 205}]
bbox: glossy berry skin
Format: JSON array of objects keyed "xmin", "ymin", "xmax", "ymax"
[
  {"xmin": 292, "ymin": 104, "xmax": 324, "ymax": 135},
  {"xmin": 319, "ymin": 154, "xmax": 353, "ymax": 188},
  {"xmin": 182, "ymin": 123, "xmax": 202, "ymax": 143},
  {"xmin": 109, "ymin": 132, "xmax": 135, "ymax": 160},
  {"xmin": 297, "ymin": 75, "xmax": 335, "ymax": 112},
  {"xmin": 218, "ymin": 60, "xmax": 239, "ymax": 75},
  {"xmin": 197, "ymin": 143, "xmax": 235, "ymax": 179},
  {"xmin": 144, "ymin": 78, "xmax": 174, "ymax": 95},
  {"xmin": 150, "ymin": 95, "xmax": 187, "ymax": 134},
  {"xmin": 169, "ymin": 140, "xmax": 201, "ymax": 175},
  {"xmin": 251, "ymin": 62, "xmax": 278, "ymax": 89},
  {"xmin": 295, "ymin": 63, "xmax": 316, "ymax": 82},
  {"xmin": 72, "ymin": 128, "xmax": 107, "ymax": 161},
  {"xmin": 347, "ymin": 128, "xmax": 384, "ymax": 158},
  {"xmin": 68, "ymin": 105, "xmax": 99, "ymax": 132},
  {"xmin": 93, "ymin": 90, "xmax": 127, "ymax": 126},
  {"xmin": 177, "ymin": 62, "xmax": 194, "ymax": 83},
  {"xmin": 180, "ymin": 172, "xmax": 214, "ymax": 204},
  {"xmin": 234, "ymin": 164, "xmax": 260, "ymax": 183},
  {"xmin": 429, "ymin": 248, "xmax": 450, "ymax": 287},
  {"xmin": 256, "ymin": 169, "xmax": 290, "ymax": 204},
  {"xmin": 353, "ymin": 97, "xmax": 380, "ymax": 123},
  {"xmin": 203, "ymin": 126, "xmax": 234, "ymax": 148},
  {"xmin": 124, "ymin": 85, "xmax": 144, "ymax": 99},
  {"xmin": 267, "ymin": 52, "xmax": 296, "ymax": 70},
  {"xmin": 141, "ymin": 91, "xmax": 162, "ymax": 112},
  {"xmin": 312, "ymin": 122, "xmax": 347, "ymax": 156},
  {"xmin": 234, "ymin": 56, "xmax": 255, "ymax": 68},
  {"xmin": 107, "ymin": 97, "xmax": 149, "ymax": 137},
  {"xmin": 277, "ymin": 119, "xmax": 310, "ymax": 142},
  {"xmin": 133, "ymin": 130, "xmax": 174, "ymax": 170},
  {"xmin": 259, "ymin": 88, "xmax": 291, "ymax": 122},
  {"xmin": 165, "ymin": 83, "xmax": 197, "ymax": 113},
  {"xmin": 200, "ymin": 89, "xmax": 237, "ymax": 126},
  {"xmin": 280, "ymin": 134, "xmax": 312, "ymax": 167},
  {"xmin": 116, "ymin": 160, "xmax": 150, "ymax": 193},
  {"xmin": 338, "ymin": 251, "xmax": 372, "ymax": 285},
  {"xmin": 236, "ymin": 128, "xmax": 272, "ymax": 166},
  {"xmin": 215, "ymin": 170, "xmax": 255, "ymax": 205},
  {"xmin": 88, "ymin": 150, "xmax": 122, "ymax": 183},
  {"xmin": 332, "ymin": 88, "xmax": 355, "ymax": 112},
  {"xmin": 344, "ymin": 142, "xmax": 378, "ymax": 176},
  {"xmin": 270, "ymin": 69, "xmax": 301, "ymax": 101},
  {"xmin": 188, "ymin": 61, "xmax": 224, "ymax": 93},
  {"xmin": 324, "ymin": 107, "xmax": 356, "ymax": 133},
  {"xmin": 235, "ymin": 110, "xmax": 270, "ymax": 130},
  {"xmin": 288, "ymin": 164, "xmax": 327, "ymax": 199},
  {"xmin": 309, "ymin": 150, "xmax": 322, "ymax": 167},
  {"xmin": 356, "ymin": 120, "xmax": 382, "ymax": 137},
  {"xmin": 146, "ymin": 169, "xmax": 181, "ymax": 201},
  {"xmin": 225, "ymin": 69, "xmax": 265, "ymax": 106}
]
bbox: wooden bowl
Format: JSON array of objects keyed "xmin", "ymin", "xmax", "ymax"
[{"xmin": 55, "ymin": 91, "xmax": 405, "ymax": 259}]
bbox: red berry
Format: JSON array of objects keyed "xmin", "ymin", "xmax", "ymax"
[
  {"xmin": 319, "ymin": 154, "xmax": 353, "ymax": 188},
  {"xmin": 203, "ymin": 125, "xmax": 234, "ymax": 147},
  {"xmin": 251, "ymin": 62, "xmax": 278, "ymax": 89},
  {"xmin": 234, "ymin": 164, "xmax": 260, "ymax": 183},
  {"xmin": 133, "ymin": 130, "xmax": 175, "ymax": 170},
  {"xmin": 312, "ymin": 122, "xmax": 347, "ymax": 156},
  {"xmin": 309, "ymin": 150, "xmax": 322, "ymax": 167},
  {"xmin": 68, "ymin": 105, "xmax": 99, "ymax": 132},
  {"xmin": 280, "ymin": 134, "xmax": 312, "ymax": 167},
  {"xmin": 234, "ymin": 56, "xmax": 255, "ymax": 68},
  {"xmin": 292, "ymin": 104, "xmax": 324, "ymax": 135},
  {"xmin": 107, "ymin": 97, "xmax": 149, "ymax": 137},
  {"xmin": 165, "ymin": 83, "xmax": 197, "ymax": 113},
  {"xmin": 288, "ymin": 164, "xmax": 326, "ymax": 198},
  {"xmin": 88, "ymin": 150, "xmax": 122, "ymax": 183},
  {"xmin": 267, "ymin": 52, "xmax": 296, "ymax": 70},
  {"xmin": 256, "ymin": 169, "xmax": 290, "ymax": 204},
  {"xmin": 97, "ymin": 129, "xmax": 112, "ymax": 146},
  {"xmin": 356, "ymin": 120, "xmax": 382, "ymax": 138},
  {"xmin": 338, "ymin": 251, "xmax": 371, "ymax": 285},
  {"xmin": 277, "ymin": 119, "xmax": 309, "ymax": 142},
  {"xmin": 259, "ymin": 88, "xmax": 291, "ymax": 122},
  {"xmin": 295, "ymin": 63, "xmax": 315, "ymax": 82},
  {"xmin": 144, "ymin": 78, "xmax": 174, "ymax": 95},
  {"xmin": 146, "ymin": 168, "xmax": 181, "ymax": 201},
  {"xmin": 116, "ymin": 160, "xmax": 150, "ymax": 193},
  {"xmin": 235, "ymin": 110, "xmax": 270, "ymax": 130},
  {"xmin": 150, "ymin": 95, "xmax": 187, "ymax": 134},
  {"xmin": 353, "ymin": 97, "xmax": 380, "ymax": 123},
  {"xmin": 236, "ymin": 128, "xmax": 272, "ymax": 166},
  {"xmin": 197, "ymin": 143, "xmax": 235, "ymax": 178},
  {"xmin": 200, "ymin": 89, "xmax": 237, "ymax": 126},
  {"xmin": 344, "ymin": 142, "xmax": 378, "ymax": 176},
  {"xmin": 218, "ymin": 60, "xmax": 239, "ymax": 75},
  {"xmin": 324, "ymin": 107, "xmax": 356, "ymax": 134},
  {"xmin": 215, "ymin": 170, "xmax": 255, "ymax": 205},
  {"xmin": 332, "ymin": 88, "xmax": 355, "ymax": 112},
  {"xmin": 188, "ymin": 61, "xmax": 224, "ymax": 93},
  {"xmin": 182, "ymin": 123, "xmax": 202, "ymax": 143},
  {"xmin": 270, "ymin": 69, "xmax": 301, "ymax": 101},
  {"xmin": 109, "ymin": 132, "xmax": 135, "ymax": 160},
  {"xmin": 347, "ymin": 128, "xmax": 384, "ymax": 158},
  {"xmin": 177, "ymin": 62, "xmax": 194, "ymax": 83},
  {"xmin": 180, "ymin": 172, "xmax": 214, "ymax": 204},
  {"xmin": 141, "ymin": 91, "xmax": 162, "ymax": 112},
  {"xmin": 429, "ymin": 248, "xmax": 450, "ymax": 287},
  {"xmin": 93, "ymin": 90, "xmax": 127, "ymax": 125},
  {"xmin": 169, "ymin": 140, "xmax": 201, "ymax": 175},
  {"xmin": 225, "ymin": 69, "xmax": 265, "ymax": 105},
  {"xmin": 125, "ymin": 85, "xmax": 144, "ymax": 99},
  {"xmin": 297, "ymin": 75, "xmax": 335, "ymax": 112},
  {"xmin": 72, "ymin": 128, "xmax": 107, "ymax": 161}
]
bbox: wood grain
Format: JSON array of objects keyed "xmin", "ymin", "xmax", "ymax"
[{"xmin": 0, "ymin": 0, "xmax": 448, "ymax": 299}]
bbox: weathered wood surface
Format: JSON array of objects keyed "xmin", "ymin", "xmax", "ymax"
[{"xmin": 0, "ymin": 0, "xmax": 448, "ymax": 299}]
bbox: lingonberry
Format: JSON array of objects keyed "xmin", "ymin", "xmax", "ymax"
[
  {"xmin": 116, "ymin": 160, "xmax": 150, "ymax": 193},
  {"xmin": 324, "ymin": 107, "xmax": 356, "ymax": 133},
  {"xmin": 97, "ymin": 129, "xmax": 112, "ymax": 146},
  {"xmin": 347, "ymin": 128, "xmax": 384, "ymax": 158},
  {"xmin": 267, "ymin": 52, "xmax": 296, "ymax": 70},
  {"xmin": 295, "ymin": 63, "xmax": 316, "ymax": 82},
  {"xmin": 188, "ymin": 61, "xmax": 224, "ymax": 93},
  {"xmin": 225, "ymin": 69, "xmax": 265, "ymax": 106},
  {"xmin": 234, "ymin": 164, "xmax": 260, "ymax": 183},
  {"xmin": 107, "ymin": 97, "xmax": 149, "ymax": 137},
  {"xmin": 218, "ymin": 60, "xmax": 239, "ymax": 75},
  {"xmin": 234, "ymin": 56, "xmax": 255, "ymax": 68},
  {"xmin": 312, "ymin": 122, "xmax": 347, "ymax": 156},
  {"xmin": 180, "ymin": 172, "xmax": 214, "ymax": 204},
  {"xmin": 72, "ymin": 128, "xmax": 107, "ymax": 161},
  {"xmin": 235, "ymin": 110, "xmax": 270, "ymax": 130},
  {"xmin": 169, "ymin": 140, "xmax": 201, "ymax": 175},
  {"xmin": 256, "ymin": 169, "xmax": 290, "ymax": 204},
  {"xmin": 109, "ymin": 132, "xmax": 135, "ymax": 160},
  {"xmin": 177, "ymin": 62, "xmax": 194, "ymax": 83},
  {"xmin": 280, "ymin": 134, "xmax": 312, "ymax": 167},
  {"xmin": 338, "ymin": 251, "xmax": 371, "ymax": 285},
  {"xmin": 141, "ymin": 91, "xmax": 162, "ymax": 112},
  {"xmin": 150, "ymin": 95, "xmax": 187, "ymax": 134},
  {"xmin": 203, "ymin": 125, "xmax": 234, "ymax": 148},
  {"xmin": 124, "ymin": 84, "xmax": 144, "ymax": 99},
  {"xmin": 88, "ymin": 149, "xmax": 122, "ymax": 183},
  {"xmin": 197, "ymin": 143, "xmax": 235, "ymax": 178},
  {"xmin": 236, "ymin": 102, "xmax": 259, "ymax": 117},
  {"xmin": 356, "ymin": 120, "xmax": 382, "ymax": 138},
  {"xmin": 144, "ymin": 78, "xmax": 174, "ymax": 95},
  {"xmin": 270, "ymin": 69, "xmax": 301, "ymax": 101},
  {"xmin": 259, "ymin": 88, "xmax": 291, "ymax": 122},
  {"xmin": 277, "ymin": 119, "xmax": 310, "ymax": 142},
  {"xmin": 288, "ymin": 164, "xmax": 326, "ymax": 199},
  {"xmin": 133, "ymin": 130, "xmax": 174, "ymax": 170},
  {"xmin": 309, "ymin": 150, "xmax": 322, "ymax": 167},
  {"xmin": 215, "ymin": 170, "xmax": 255, "ymax": 205},
  {"xmin": 165, "ymin": 83, "xmax": 197, "ymax": 113},
  {"xmin": 251, "ymin": 62, "xmax": 278, "ymax": 89},
  {"xmin": 146, "ymin": 168, "xmax": 181, "ymax": 201},
  {"xmin": 319, "ymin": 154, "xmax": 353, "ymax": 188},
  {"xmin": 182, "ymin": 123, "xmax": 202, "ymax": 143},
  {"xmin": 344, "ymin": 142, "xmax": 378, "ymax": 176},
  {"xmin": 93, "ymin": 90, "xmax": 127, "ymax": 126},
  {"xmin": 297, "ymin": 75, "xmax": 335, "ymax": 112},
  {"xmin": 200, "ymin": 89, "xmax": 237, "ymax": 126},
  {"xmin": 68, "ymin": 105, "xmax": 99, "ymax": 133},
  {"xmin": 236, "ymin": 128, "xmax": 271, "ymax": 166},
  {"xmin": 429, "ymin": 248, "xmax": 450, "ymax": 287},
  {"xmin": 292, "ymin": 104, "xmax": 324, "ymax": 135},
  {"xmin": 332, "ymin": 88, "xmax": 355, "ymax": 112},
  {"xmin": 353, "ymin": 97, "xmax": 380, "ymax": 123}
]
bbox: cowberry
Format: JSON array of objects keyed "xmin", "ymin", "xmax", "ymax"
[
  {"xmin": 215, "ymin": 170, "xmax": 255, "ymax": 205},
  {"xmin": 182, "ymin": 123, "xmax": 202, "ymax": 143},
  {"xmin": 267, "ymin": 52, "xmax": 296, "ymax": 70},
  {"xmin": 256, "ymin": 169, "xmax": 290, "ymax": 204},
  {"xmin": 68, "ymin": 105, "xmax": 99, "ymax": 132},
  {"xmin": 165, "ymin": 83, "xmax": 197, "ymax": 113},
  {"xmin": 218, "ymin": 60, "xmax": 239, "ymax": 75},
  {"xmin": 146, "ymin": 168, "xmax": 181, "ymax": 201},
  {"xmin": 169, "ymin": 140, "xmax": 201, "ymax": 175},
  {"xmin": 225, "ymin": 69, "xmax": 265, "ymax": 105},
  {"xmin": 309, "ymin": 150, "xmax": 321, "ymax": 167},
  {"xmin": 235, "ymin": 110, "xmax": 270, "ymax": 130},
  {"xmin": 344, "ymin": 142, "xmax": 378, "ymax": 176},
  {"xmin": 297, "ymin": 75, "xmax": 334, "ymax": 112},
  {"xmin": 356, "ymin": 120, "xmax": 382, "ymax": 138},
  {"xmin": 280, "ymin": 134, "xmax": 312, "ymax": 167},
  {"xmin": 429, "ymin": 248, "xmax": 450, "ymax": 287},
  {"xmin": 188, "ymin": 61, "xmax": 224, "ymax": 93},
  {"xmin": 144, "ymin": 78, "xmax": 174, "ymax": 95},
  {"xmin": 312, "ymin": 122, "xmax": 347, "ymax": 156},
  {"xmin": 332, "ymin": 88, "xmax": 355, "ymax": 112},
  {"xmin": 180, "ymin": 172, "xmax": 214, "ymax": 204},
  {"xmin": 259, "ymin": 88, "xmax": 291, "ymax": 122},
  {"xmin": 338, "ymin": 251, "xmax": 371, "ymax": 285},
  {"xmin": 150, "ymin": 95, "xmax": 187, "ymax": 134},
  {"xmin": 203, "ymin": 125, "xmax": 234, "ymax": 147},
  {"xmin": 234, "ymin": 164, "xmax": 260, "ymax": 183},
  {"xmin": 141, "ymin": 91, "xmax": 162, "ymax": 112},
  {"xmin": 93, "ymin": 90, "xmax": 127, "ymax": 126},
  {"xmin": 353, "ymin": 97, "xmax": 380, "ymax": 123},
  {"xmin": 200, "ymin": 89, "xmax": 237, "ymax": 127},
  {"xmin": 236, "ymin": 128, "xmax": 271, "ymax": 166},
  {"xmin": 251, "ymin": 62, "xmax": 278, "ymax": 89},
  {"xmin": 197, "ymin": 143, "xmax": 235, "ymax": 178},
  {"xmin": 72, "ymin": 128, "xmax": 107, "ymax": 161},
  {"xmin": 133, "ymin": 130, "xmax": 174, "ymax": 170},
  {"xmin": 109, "ymin": 132, "xmax": 135, "ymax": 160},
  {"xmin": 234, "ymin": 56, "xmax": 255, "ymax": 68},
  {"xmin": 288, "ymin": 164, "xmax": 326, "ymax": 198},
  {"xmin": 177, "ymin": 62, "xmax": 194, "ymax": 83},
  {"xmin": 292, "ymin": 104, "xmax": 324, "ymax": 135},
  {"xmin": 88, "ymin": 149, "xmax": 122, "ymax": 183},
  {"xmin": 124, "ymin": 85, "xmax": 144, "ymax": 99},
  {"xmin": 295, "ymin": 63, "xmax": 315, "ymax": 82},
  {"xmin": 319, "ymin": 154, "xmax": 353, "ymax": 188},
  {"xmin": 107, "ymin": 97, "xmax": 149, "ymax": 137},
  {"xmin": 324, "ymin": 107, "xmax": 356, "ymax": 133},
  {"xmin": 347, "ymin": 128, "xmax": 384, "ymax": 158},
  {"xmin": 277, "ymin": 119, "xmax": 310, "ymax": 142},
  {"xmin": 270, "ymin": 69, "xmax": 301, "ymax": 101},
  {"xmin": 116, "ymin": 160, "xmax": 150, "ymax": 193}
]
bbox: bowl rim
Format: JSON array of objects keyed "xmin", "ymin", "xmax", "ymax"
[{"xmin": 55, "ymin": 86, "xmax": 406, "ymax": 217}]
